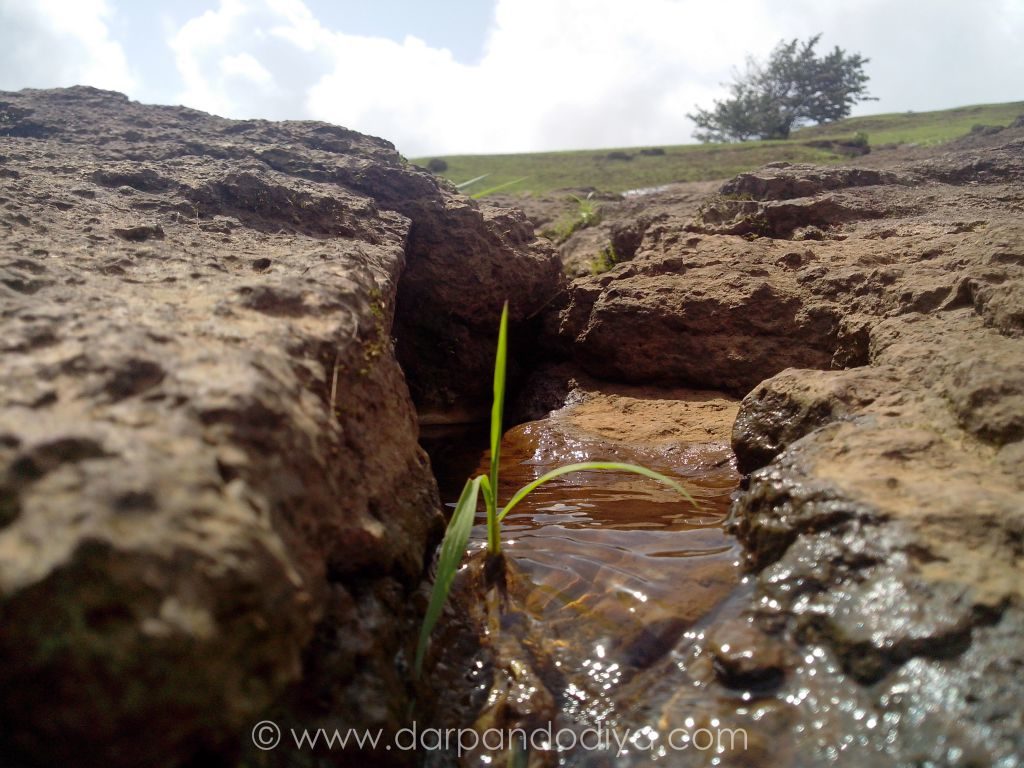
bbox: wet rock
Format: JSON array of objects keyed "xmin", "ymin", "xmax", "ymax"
[
  {"xmin": 0, "ymin": 86, "xmax": 555, "ymax": 767},
  {"xmin": 731, "ymin": 366, "xmax": 900, "ymax": 474},
  {"xmin": 729, "ymin": 306, "xmax": 1024, "ymax": 721},
  {"xmin": 875, "ymin": 605, "xmax": 1024, "ymax": 767},
  {"xmin": 721, "ymin": 158, "xmax": 1023, "ymax": 760},
  {"xmin": 706, "ymin": 618, "xmax": 788, "ymax": 690}
]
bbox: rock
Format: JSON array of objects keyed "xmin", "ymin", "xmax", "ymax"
[
  {"xmin": 0, "ymin": 86, "xmax": 559, "ymax": 421},
  {"xmin": 540, "ymin": 130, "xmax": 1024, "ymax": 765},
  {"xmin": 550, "ymin": 135, "xmax": 1024, "ymax": 400},
  {"xmin": 718, "ymin": 165, "xmax": 901, "ymax": 201},
  {"xmin": 489, "ymin": 183, "xmax": 718, "ymax": 279},
  {"xmin": 393, "ymin": 199, "xmax": 561, "ymax": 418},
  {"xmin": 555, "ymin": 244, "xmax": 840, "ymax": 395},
  {"xmin": 0, "ymin": 86, "xmax": 554, "ymax": 767},
  {"xmin": 731, "ymin": 366, "xmax": 901, "ymax": 474},
  {"xmin": 706, "ymin": 617, "xmax": 789, "ymax": 690},
  {"xmin": 723, "ymin": 152, "xmax": 1024, "ymax": 759}
]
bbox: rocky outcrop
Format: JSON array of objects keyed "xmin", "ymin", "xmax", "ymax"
[
  {"xmin": 4, "ymin": 85, "xmax": 1022, "ymax": 766},
  {"xmin": 394, "ymin": 198, "xmax": 561, "ymax": 419},
  {"xmin": 492, "ymin": 183, "xmax": 718, "ymax": 278},
  {"xmin": 0, "ymin": 87, "xmax": 556, "ymax": 767},
  {"xmin": 553, "ymin": 135, "xmax": 1024, "ymax": 396},
  {"xmin": 546, "ymin": 131, "xmax": 1024, "ymax": 765}
]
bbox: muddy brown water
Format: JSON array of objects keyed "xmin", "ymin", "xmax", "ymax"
[{"xmin": 420, "ymin": 388, "xmax": 745, "ymax": 765}]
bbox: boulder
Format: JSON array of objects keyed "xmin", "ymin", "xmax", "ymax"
[{"xmin": 0, "ymin": 86, "xmax": 555, "ymax": 766}]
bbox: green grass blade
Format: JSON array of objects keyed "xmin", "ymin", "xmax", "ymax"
[
  {"xmin": 479, "ymin": 473, "xmax": 493, "ymax": 515},
  {"xmin": 497, "ymin": 462, "xmax": 700, "ymax": 522},
  {"xmin": 414, "ymin": 476, "xmax": 482, "ymax": 677},
  {"xmin": 487, "ymin": 302, "xmax": 509, "ymax": 554},
  {"xmin": 510, "ymin": 743, "xmax": 529, "ymax": 768},
  {"xmin": 471, "ymin": 177, "xmax": 529, "ymax": 198},
  {"xmin": 455, "ymin": 173, "xmax": 490, "ymax": 190}
]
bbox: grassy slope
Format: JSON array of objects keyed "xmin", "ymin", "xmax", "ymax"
[{"xmin": 413, "ymin": 101, "xmax": 1024, "ymax": 196}]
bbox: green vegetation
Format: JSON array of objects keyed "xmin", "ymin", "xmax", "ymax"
[
  {"xmin": 795, "ymin": 101, "xmax": 1024, "ymax": 147},
  {"xmin": 589, "ymin": 244, "xmax": 619, "ymax": 275},
  {"xmin": 414, "ymin": 303, "xmax": 698, "ymax": 676},
  {"xmin": 542, "ymin": 192, "xmax": 602, "ymax": 244},
  {"xmin": 413, "ymin": 101, "xmax": 1024, "ymax": 196},
  {"xmin": 690, "ymin": 34, "xmax": 875, "ymax": 142},
  {"xmin": 470, "ymin": 176, "xmax": 529, "ymax": 199}
]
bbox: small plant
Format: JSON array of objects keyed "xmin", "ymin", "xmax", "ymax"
[
  {"xmin": 571, "ymin": 192, "xmax": 600, "ymax": 227},
  {"xmin": 542, "ymin": 192, "xmax": 602, "ymax": 244},
  {"xmin": 589, "ymin": 244, "xmax": 619, "ymax": 275},
  {"xmin": 414, "ymin": 302, "xmax": 700, "ymax": 675}
]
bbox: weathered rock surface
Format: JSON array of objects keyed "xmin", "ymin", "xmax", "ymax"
[
  {"xmin": 4, "ymin": 85, "xmax": 1023, "ymax": 767},
  {"xmin": 0, "ymin": 87, "xmax": 555, "ymax": 767},
  {"xmin": 551, "ymin": 132, "xmax": 1024, "ymax": 400},
  {"xmin": 494, "ymin": 182, "xmax": 719, "ymax": 278},
  {"xmin": 542, "ymin": 129, "xmax": 1024, "ymax": 765}
]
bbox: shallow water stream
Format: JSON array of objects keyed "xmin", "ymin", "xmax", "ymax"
[
  {"xmin": 420, "ymin": 385, "xmax": 746, "ymax": 765},
  {"xmin": 420, "ymin": 383, "xmax": 968, "ymax": 768}
]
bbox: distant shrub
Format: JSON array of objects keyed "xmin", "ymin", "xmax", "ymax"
[
  {"xmin": 426, "ymin": 158, "xmax": 448, "ymax": 173},
  {"xmin": 969, "ymin": 124, "xmax": 1003, "ymax": 136},
  {"xmin": 805, "ymin": 132, "xmax": 869, "ymax": 157},
  {"xmin": 605, "ymin": 151, "xmax": 633, "ymax": 161},
  {"xmin": 639, "ymin": 147, "xmax": 666, "ymax": 156}
]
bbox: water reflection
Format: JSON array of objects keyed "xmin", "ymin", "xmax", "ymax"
[{"xmin": 423, "ymin": 412, "xmax": 743, "ymax": 733}]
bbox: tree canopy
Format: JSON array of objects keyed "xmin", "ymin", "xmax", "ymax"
[{"xmin": 689, "ymin": 35, "xmax": 875, "ymax": 143}]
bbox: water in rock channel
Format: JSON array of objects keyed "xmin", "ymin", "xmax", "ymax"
[{"xmin": 419, "ymin": 384, "xmax": 746, "ymax": 766}]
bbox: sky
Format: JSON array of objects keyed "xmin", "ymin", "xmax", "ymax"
[{"xmin": 1, "ymin": 0, "xmax": 1022, "ymax": 157}]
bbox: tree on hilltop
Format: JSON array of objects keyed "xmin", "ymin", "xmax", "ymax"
[{"xmin": 689, "ymin": 34, "xmax": 875, "ymax": 142}]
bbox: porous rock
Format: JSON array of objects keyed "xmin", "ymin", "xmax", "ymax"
[
  {"xmin": 547, "ymin": 128, "xmax": 1024, "ymax": 765},
  {"xmin": 553, "ymin": 133, "xmax": 1024, "ymax": 399},
  {"xmin": 0, "ymin": 86, "xmax": 556, "ymax": 767}
]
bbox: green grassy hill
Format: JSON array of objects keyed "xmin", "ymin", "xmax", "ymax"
[{"xmin": 413, "ymin": 101, "xmax": 1023, "ymax": 197}]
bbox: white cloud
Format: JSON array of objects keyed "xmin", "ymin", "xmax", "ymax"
[
  {"xmin": 163, "ymin": 0, "xmax": 1024, "ymax": 156},
  {"xmin": 221, "ymin": 52, "xmax": 273, "ymax": 86},
  {"xmin": 163, "ymin": 0, "xmax": 790, "ymax": 154},
  {"xmin": 0, "ymin": 0, "xmax": 136, "ymax": 94}
]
